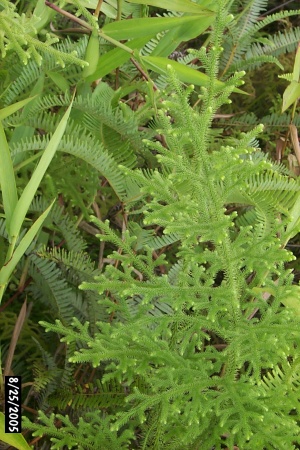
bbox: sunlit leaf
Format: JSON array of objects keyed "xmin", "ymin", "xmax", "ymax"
[
  {"xmin": 102, "ymin": 14, "xmax": 214, "ymax": 40},
  {"xmin": 0, "ymin": 201, "xmax": 55, "ymax": 299},
  {"xmin": 141, "ymin": 55, "xmax": 223, "ymax": 87},
  {"xmin": 0, "ymin": 122, "xmax": 18, "ymax": 231},
  {"xmin": 282, "ymin": 80, "xmax": 300, "ymax": 112},
  {"xmin": 0, "ymin": 97, "xmax": 35, "ymax": 120},
  {"xmin": 9, "ymin": 100, "xmax": 73, "ymax": 239},
  {"xmin": 150, "ymin": 15, "xmax": 214, "ymax": 57},
  {"xmin": 86, "ymin": 36, "xmax": 151, "ymax": 82},
  {"xmin": 292, "ymin": 42, "xmax": 300, "ymax": 82},
  {"xmin": 281, "ymin": 285, "xmax": 300, "ymax": 316},
  {"xmin": 126, "ymin": 0, "xmax": 215, "ymax": 13},
  {"xmin": 0, "ymin": 412, "xmax": 32, "ymax": 449}
]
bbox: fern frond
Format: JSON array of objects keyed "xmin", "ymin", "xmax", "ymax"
[
  {"xmin": 28, "ymin": 253, "xmax": 81, "ymax": 321},
  {"xmin": 33, "ymin": 246, "xmax": 108, "ymax": 330},
  {"xmin": 228, "ymin": 54, "xmax": 283, "ymax": 73},
  {"xmin": 128, "ymin": 222, "xmax": 180, "ymax": 251},
  {"xmin": 246, "ymin": 27, "xmax": 300, "ymax": 60},
  {"xmin": 262, "ymin": 112, "xmax": 300, "ymax": 128},
  {"xmin": 30, "ymin": 338, "xmax": 67, "ymax": 409},
  {"xmin": 221, "ymin": 5, "xmax": 300, "ymax": 73},
  {"xmin": 1, "ymin": 59, "xmax": 42, "ymax": 105},
  {"xmin": 19, "ymin": 2, "xmax": 300, "ymax": 448},
  {"xmin": 234, "ymin": 0, "xmax": 268, "ymax": 39},
  {"xmin": 221, "ymin": 111, "xmax": 300, "ymax": 130},
  {"xmin": 250, "ymin": 8, "xmax": 300, "ymax": 35},
  {"xmin": 262, "ymin": 359, "xmax": 300, "ymax": 394},
  {"xmin": 29, "ymin": 198, "xmax": 87, "ymax": 252},
  {"xmin": 0, "ymin": 218, "xmax": 9, "ymax": 239}
]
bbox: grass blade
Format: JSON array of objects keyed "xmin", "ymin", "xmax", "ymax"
[
  {"xmin": 0, "ymin": 121, "xmax": 18, "ymax": 231},
  {"xmin": 150, "ymin": 15, "xmax": 214, "ymax": 57},
  {"xmin": 102, "ymin": 14, "xmax": 214, "ymax": 40},
  {"xmin": 0, "ymin": 412, "xmax": 32, "ymax": 450},
  {"xmin": 0, "ymin": 200, "xmax": 55, "ymax": 303},
  {"xmin": 141, "ymin": 55, "xmax": 223, "ymax": 87},
  {"xmin": 142, "ymin": 56, "xmax": 246, "ymax": 94},
  {"xmin": 9, "ymin": 100, "xmax": 73, "ymax": 240},
  {"xmin": 0, "ymin": 97, "xmax": 35, "ymax": 120},
  {"xmin": 86, "ymin": 35, "xmax": 151, "ymax": 82}
]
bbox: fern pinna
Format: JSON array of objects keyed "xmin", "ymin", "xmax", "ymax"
[{"xmin": 23, "ymin": 2, "xmax": 300, "ymax": 450}]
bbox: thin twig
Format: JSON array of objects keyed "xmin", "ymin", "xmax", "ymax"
[
  {"xmin": 50, "ymin": 23, "xmax": 89, "ymax": 34},
  {"xmin": 130, "ymin": 57, "xmax": 158, "ymax": 91},
  {"xmin": 94, "ymin": 0, "xmax": 103, "ymax": 19},
  {"xmin": 45, "ymin": 1, "xmax": 92, "ymax": 30},
  {"xmin": 260, "ymin": 0, "xmax": 295, "ymax": 17}
]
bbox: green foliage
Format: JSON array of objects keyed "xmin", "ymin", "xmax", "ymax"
[
  {"xmin": 23, "ymin": 412, "xmax": 135, "ymax": 449},
  {"xmin": 21, "ymin": 2, "xmax": 300, "ymax": 449},
  {"xmin": 0, "ymin": 0, "xmax": 86, "ymax": 67},
  {"xmin": 221, "ymin": 1, "xmax": 300, "ymax": 75},
  {"xmin": 1, "ymin": 0, "xmax": 300, "ymax": 449}
]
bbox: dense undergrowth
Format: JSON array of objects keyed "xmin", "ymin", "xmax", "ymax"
[{"xmin": 1, "ymin": 0, "xmax": 300, "ymax": 449}]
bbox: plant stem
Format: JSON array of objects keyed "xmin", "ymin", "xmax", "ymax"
[
  {"xmin": 45, "ymin": 1, "xmax": 92, "ymax": 30},
  {"xmin": 94, "ymin": 0, "xmax": 103, "ymax": 19}
]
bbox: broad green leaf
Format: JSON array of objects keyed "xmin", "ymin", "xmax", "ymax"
[
  {"xmin": 250, "ymin": 285, "xmax": 300, "ymax": 316},
  {"xmin": 150, "ymin": 14, "xmax": 214, "ymax": 57},
  {"xmin": 82, "ymin": 29, "xmax": 100, "ymax": 79},
  {"xmin": 282, "ymin": 80, "xmax": 300, "ymax": 112},
  {"xmin": 283, "ymin": 194, "xmax": 300, "ymax": 244},
  {"xmin": 9, "ymin": 100, "xmax": 73, "ymax": 240},
  {"xmin": 292, "ymin": 42, "xmax": 300, "ymax": 82},
  {"xmin": 0, "ymin": 97, "xmax": 35, "ymax": 120},
  {"xmin": 69, "ymin": 0, "xmax": 217, "ymax": 15},
  {"xmin": 0, "ymin": 201, "xmax": 55, "ymax": 302},
  {"xmin": 141, "ymin": 56, "xmax": 246, "ymax": 93},
  {"xmin": 251, "ymin": 287, "xmax": 276, "ymax": 297},
  {"xmin": 126, "ymin": 0, "xmax": 215, "ymax": 13},
  {"xmin": 281, "ymin": 285, "xmax": 300, "ymax": 316},
  {"xmin": 66, "ymin": 0, "xmax": 117, "ymax": 18},
  {"xmin": 0, "ymin": 413, "xmax": 32, "ymax": 449},
  {"xmin": 102, "ymin": 14, "xmax": 214, "ymax": 40},
  {"xmin": 86, "ymin": 36, "xmax": 151, "ymax": 82},
  {"xmin": 141, "ymin": 55, "xmax": 223, "ymax": 87},
  {"xmin": 0, "ymin": 122, "xmax": 18, "ymax": 231},
  {"xmin": 32, "ymin": 0, "xmax": 56, "ymax": 32}
]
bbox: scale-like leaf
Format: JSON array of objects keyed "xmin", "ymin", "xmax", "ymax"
[{"xmin": 0, "ymin": 97, "xmax": 35, "ymax": 120}]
